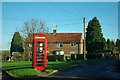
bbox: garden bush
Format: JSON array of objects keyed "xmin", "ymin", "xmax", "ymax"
[
  {"xmin": 71, "ymin": 54, "xmax": 83, "ymax": 60},
  {"xmin": 12, "ymin": 53, "xmax": 22, "ymax": 61},
  {"xmin": 65, "ymin": 56, "xmax": 71, "ymax": 61},
  {"xmin": 2, "ymin": 51, "xmax": 10, "ymax": 61},
  {"xmin": 71, "ymin": 54, "xmax": 75, "ymax": 60},
  {"xmin": 47, "ymin": 55, "xmax": 64, "ymax": 61},
  {"xmin": 77, "ymin": 54, "xmax": 84, "ymax": 60}
]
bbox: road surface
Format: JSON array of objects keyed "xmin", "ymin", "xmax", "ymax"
[{"xmin": 51, "ymin": 60, "xmax": 120, "ymax": 79}]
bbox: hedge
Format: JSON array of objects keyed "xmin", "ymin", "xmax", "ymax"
[
  {"xmin": 71, "ymin": 54, "xmax": 75, "ymax": 60},
  {"xmin": 77, "ymin": 54, "xmax": 84, "ymax": 60},
  {"xmin": 71, "ymin": 54, "xmax": 83, "ymax": 60},
  {"xmin": 47, "ymin": 55, "xmax": 64, "ymax": 61},
  {"xmin": 86, "ymin": 53, "xmax": 103, "ymax": 59}
]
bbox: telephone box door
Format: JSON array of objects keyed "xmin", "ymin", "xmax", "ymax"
[{"xmin": 33, "ymin": 33, "xmax": 47, "ymax": 71}]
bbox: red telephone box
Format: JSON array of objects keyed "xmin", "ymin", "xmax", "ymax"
[{"xmin": 33, "ymin": 33, "xmax": 47, "ymax": 71}]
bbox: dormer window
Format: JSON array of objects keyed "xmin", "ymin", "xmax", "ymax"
[{"xmin": 70, "ymin": 43, "xmax": 76, "ymax": 47}]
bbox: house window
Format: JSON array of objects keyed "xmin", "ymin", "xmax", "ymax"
[
  {"xmin": 54, "ymin": 50, "xmax": 64, "ymax": 55},
  {"xmin": 70, "ymin": 51, "xmax": 76, "ymax": 54},
  {"xmin": 57, "ymin": 43, "xmax": 63, "ymax": 48},
  {"xmin": 29, "ymin": 51, "xmax": 32, "ymax": 56},
  {"xmin": 60, "ymin": 50, "xmax": 64, "ymax": 55},
  {"xmin": 70, "ymin": 43, "xmax": 76, "ymax": 47},
  {"xmin": 29, "ymin": 44, "xmax": 32, "ymax": 47}
]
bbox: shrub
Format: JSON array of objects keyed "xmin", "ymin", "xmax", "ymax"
[
  {"xmin": 47, "ymin": 55, "xmax": 64, "ymax": 61},
  {"xmin": 86, "ymin": 53, "xmax": 103, "ymax": 59},
  {"xmin": 12, "ymin": 53, "xmax": 22, "ymax": 61},
  {"xmin": 2, "ymin": 51, "xmax": 10, "ymax": 61},
  {"xmin": 58, "ymin": 55, "xmax": 64, "ymax": 61},
  {"xmin": 71, "ymin": 54, "xmax": 75, "ymax": 60},
  {"xmin": 77, "ymin": 54, "xmax": 84, "ymax": 60},
  {"xmin": 65, "ymin": 56, "xmax": 71, "ymax": 61},
  {"xmin": 71, "ymin": 54, "xmax": 84, "ymax": 60}
]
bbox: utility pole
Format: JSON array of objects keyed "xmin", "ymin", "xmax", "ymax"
[{"xmin": 83, "ymin": 17, "xmax": 87, "ymax": 60}]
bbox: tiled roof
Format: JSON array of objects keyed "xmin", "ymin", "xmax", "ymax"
[
  {"xmin": 25, "ymin": 33, "xmax": 82, "ymax": 43},
  {"xmin": 46, "ymin": 33, "xmax": 82, "ymax": 42}
]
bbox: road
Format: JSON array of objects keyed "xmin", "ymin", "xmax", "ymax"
[{"xmin": 51, "ymin": 60, "xmax": 120, "ymax": 79}]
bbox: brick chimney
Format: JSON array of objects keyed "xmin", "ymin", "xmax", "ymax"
[{"xmin": 53, "ymin": 29, "xmax": 57, "ymax": 35}]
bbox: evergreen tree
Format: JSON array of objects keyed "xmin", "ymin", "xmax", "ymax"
[
  {"xmin": 116, "ymin": 39, "xmax": 120, "ymax": 52},
  {"xmin": 10, "ymin": 32, "xmax": 24, "ymax": 56},
  {"xmin": 116, "ymin": 39, "xmax": 120, "ymax": 47},
  {"xmin": 107, "ymin": 39, "xmax": 112, "ymax": 50},
  {"xmin": 101, "ymin": 38, "xmax": 107, "ymax": 50},
  {"xmin": 111, "ymin": 40, "xmax": 115, "ymax": 51},
  {"xmin": 86, "ymin": 17, "xmax": 105, "ymax": 53}
]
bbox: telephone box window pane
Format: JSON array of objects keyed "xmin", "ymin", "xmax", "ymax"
[
  {"xmin": 37, "ymin": 54, "xmax": 44, "ymax": 57},
  {"xmin": 36, "ymin": 42, "xmax": 44, "ymax": 47},
  {"xmin": 37, "ymin": 61, "xmax": 44, "ymax": 63},
  {"xmin": 36, "ymin": 64, "xmax": 44, "ymax": 67},
  {"xmin": 37, "ymin": 58, "xmax": 44, "ymax": 60},
  {"xmin": 40, "ymin": 48, "xmax": 43, "ymax": 50},
  {"xmin": 37, "ymin": 48, "xmax": 44, "ymax": 50},
  {"xmin": 40, "ymin": 43, "xmax": 43, "ymax": 47},
  {"xmin": 37, "ymin": 51, "xmax": 43, "ymax": 53}
]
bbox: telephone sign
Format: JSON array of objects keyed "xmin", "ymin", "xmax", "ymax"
[{"xmin": 33, "ymin": 33, "xmax": 47, "ymax": 71}]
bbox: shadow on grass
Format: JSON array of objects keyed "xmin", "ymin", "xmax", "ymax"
[
  {"xmin": 46, "ymin": 63, "xmax": 66, "ymax": 70},
  {"xmin": 2, "ymin": 64, "xmax": 32, "ymax": 71},
  {"xmin": 16, "ymin": 75, "xmax": 38, "ymax": 78}
]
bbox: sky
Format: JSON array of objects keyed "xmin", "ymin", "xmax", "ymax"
[{"xmin": 1, "ymin": 2, "xmax": 119, "ymax": 50}]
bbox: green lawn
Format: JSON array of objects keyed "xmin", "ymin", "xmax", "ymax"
[{"xmin": 2, "ymin": 60, "xmax": 99, "ymax": 78}]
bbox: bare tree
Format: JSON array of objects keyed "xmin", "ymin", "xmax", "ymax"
[
  {"xmin": 17, "ymin": 18, "xmax": 49, "ymax": 41},
  {"xmin": 16, "ymin": 18, "xmax": 50, "ymax": 60}
]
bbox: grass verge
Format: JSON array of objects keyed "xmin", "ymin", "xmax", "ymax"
[{"xmin": 2, "ymin": 59, "xmax": 101, "ymax": 78}]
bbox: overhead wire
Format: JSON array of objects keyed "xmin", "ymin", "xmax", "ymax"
[
  {"xmin": 2, "ymin": 17, "xmax": 117, "ymax": 26},
  {"xmin": 72, "ymin": 2, "xmax": 81, "ymax": 17},
  {"xmin": 50, "ymin": 3, "xmax": 81, "ymax": 18},
  {"xmin": 2, "ymin": 2, "xmax": 84, "ymax": 28},
  {"xmin": 2, "ymin": 17, "xmax": 82, "ymax": 22},
  {"xmin": 58, "ymin": 21, "xmax": 81, "ymax": 27}
]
